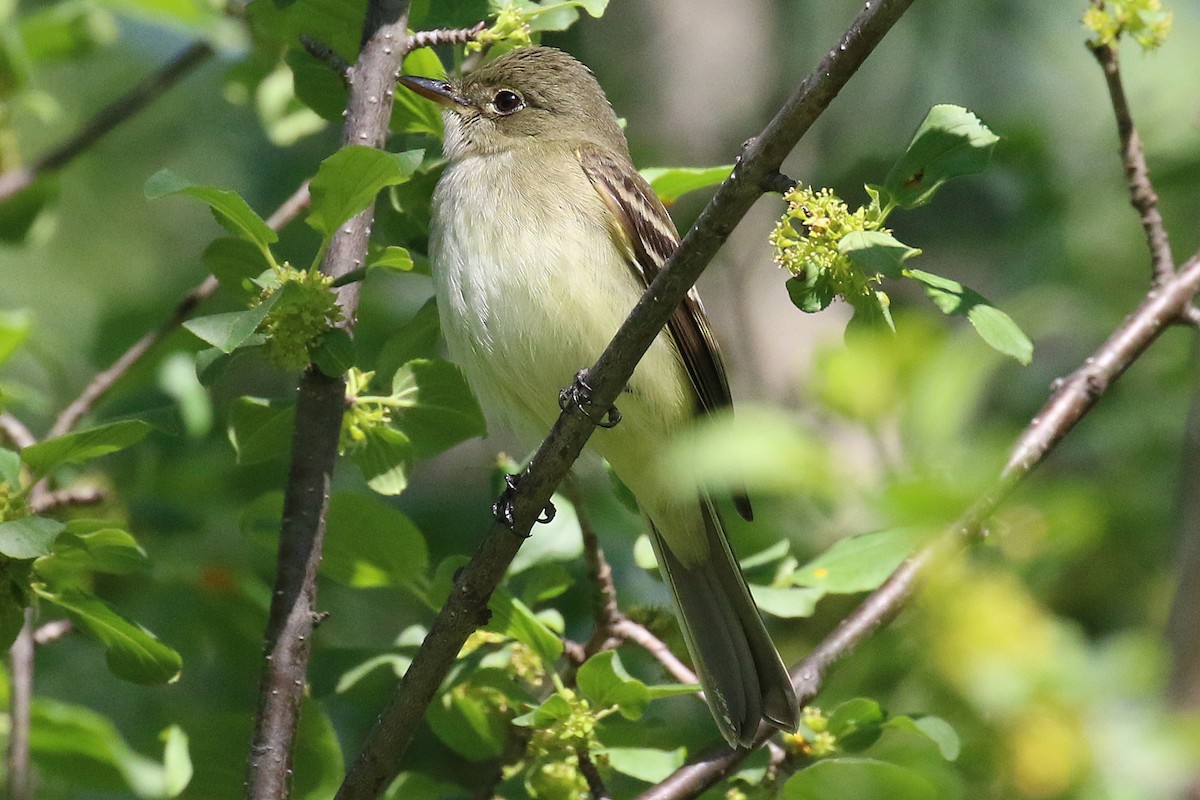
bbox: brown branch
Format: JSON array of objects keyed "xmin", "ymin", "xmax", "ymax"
[
  {"xmin": 6, "ymin": 608, "xmax": 36, "ymax": 800},
  {"xmin": 334, "ymin": 3, "xmax": 915, "ymax": 797},
  {"xmin": 404, "ymin": 22, "xmax": 487, "ymax": 54},
  {"xmin": 578, "ymin": 749, "xmax": 613, "ymax": 800},
  {"xmin": 32, "ymin": 619, "xmax": 73, "ymax": 646},
  {"xmin": 243, "ymin": 4, "xmax": 411, "ymax": 800},
  {"xmin": 0, "ymin": 413, "xmax": 36, "ymax": 450},
  {"xmin": 28, "ymin": 485, "xmax": 107, "ymax": 514},
  {"xmin": 612, "ymin": 619, "xmax": 697, "ymax": 687},
  {"xmin": 1088, "ymin": 40, "xmax": 1175, "ymax": 284},
  {"xmin": 0, "ymin": 42, "xmax": 214, "ymax": 204},
  {"xmin": 638, "ymin": 250, "xmax": 1200, "ymax": 799}
]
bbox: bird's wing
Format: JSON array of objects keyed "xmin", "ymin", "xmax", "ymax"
[{"xmin": 578, "ymin": 143, "xmax": 752, "ymax": 520}]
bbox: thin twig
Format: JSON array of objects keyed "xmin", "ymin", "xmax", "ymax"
[
  {"xmin": 32, "ymin": 619, "xmax": 73, "ymax": 646},
  {"xmin": 244, "ymin": 4, "xmax": 410, "ymax": 800},
  {"xmin": 578, "ymin": 749, "xmax": 613, "ymax": 800},
  {"xmin": 0, "ymin": 42, "xmax": 214, "ymax": 204},
  {"xmin": 1088, "ymin": 39, "xmax": 1175, "ymax": 283},
  {"xmin": 6, "ymin": 608, "xmax": 36, "ymax": 800},
  {"xmin": 0, "ymin": 413, "xmax": 36, "ymax": 449},
  {"xmin": 637, "ymin": 251, "xmax": 1200, "ymax": 800},
  {"xmin": 28, "ymin": 485, "xmax": 107, "ymax": 514},
  {"xmin": 404, "ymin": 22, "xmax": 487, "ymax": 54},
  {"xmin": 334, "ymin": 4, "xmax": 916, "ymax": 797},
  {"xmin": 612, "ymin": 619, "xmax": 697, "ymax": 687}
]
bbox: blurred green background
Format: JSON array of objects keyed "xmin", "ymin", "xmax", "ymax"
[{"xmin": 2, "ymin": 0, "xmax": 1200, "ymax": 797}]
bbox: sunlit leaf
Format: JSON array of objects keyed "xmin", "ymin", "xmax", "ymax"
[
  {"xmin": 640, "ymin": 165, "xmax": 732, "ymax": 204},
  {"xmin": 882, "ymin": 105, "xmax": 999, "ymax": 210},
  {"xmin": 307, "ymin": 146, "xmax": 424, "ymax": 237},
  {"xmin": 21, "ymin": 420, "xmax": 153, "ymax": 476},
  {"xmin": 144, "ymin": 170, "xmax": 277, "ymax": 249}
]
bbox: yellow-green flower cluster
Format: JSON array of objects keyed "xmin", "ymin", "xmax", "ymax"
[
  {"xmin": 781, "ymin": 705, "xmax": 839, "ymax": 758},
  {"xmin": 469, "ymin": 2, "xmax": 534, "ymax": 52},
  {"xmin": 1083, "ymin": 0, "xmax": 1172, "ymax": 49},
  {"xmin": 0, "ymin": 481, "xmax": 25, "ymax": 522},
  {"xmin": 770, "ymin": 184, "xmax": 884, "ymax": 312},
  {"xmin": 521, "ymin": 687, "xmax": 610, "ymax": 799},
  {"xmin": 339, "ymin": 368, "xmax": 391, "ymax": 454},
  {"xmin": 257, "ymin": 263, "xmax": 343, "ymax": 371}
]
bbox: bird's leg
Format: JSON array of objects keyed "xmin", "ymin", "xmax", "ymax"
[
  {"xmin": 559, "ymin": 369, "xmax": 622, "ymax": 429},
  {"xmin": 492, "ymin": 473, "xmax": 556, "ymax": 533}
]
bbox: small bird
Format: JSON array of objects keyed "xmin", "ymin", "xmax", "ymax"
[{"xmin": 400, "ymin": 46, "xmax": 798, "ymax": 747}]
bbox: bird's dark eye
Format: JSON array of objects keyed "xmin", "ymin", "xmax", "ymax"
[{"xmin": 492, "ymin": 89, "xmax": 523, "ymax": 115}]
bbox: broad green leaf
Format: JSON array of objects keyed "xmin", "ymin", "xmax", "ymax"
[
  {"xmin": 740, "ymin": 539, "xmax": 792, "ymax": 570},
  {"xmin": 21, "ymin": 419, "xmax": 153, "ymax": 476},
  {"xmin": 368, "ymin": 245, "xmax": 414, "ymax": 272},
  {"xmin": 577, "ymin": 650, "xmax": 652, "ymax": 719},
  {"xmin": 0, "ymin": 516, "xmax": 64, "ymax": 559},
  {"xmin": 323, "ymin": 493, "xmax": 428, "ymax": 587},
  {"xmin": 306, "ymin": 146, "xmax": 424, "ymax": 237},
  {"xmin": 390, "ymin": 359, "xmax": 486, "ymax": 457},
  {"xmin": 486, "ymin": 587, "xmax": 563, "ymax": 663},
  {"xmin": 182, "ymin": 305, "xmax": 273, "ymax": 354},
  {"xmin": 794, "ymin": 527, "xmax": 930, "ymax": 594},
  {"xmin": 508, "ymin": 490, "xmax": 582, "ymax": 573},
  {"xmin": 885, "ymin": 716, "xmax": 961, "ymax": 761},
  {"xmin": 829, "ymin": 698, "xmax": 886, "ymax": 751},
  {"xmin": 35, "ymin": 523, "xmax": 148, "ymax": 583},
  {"xmin": 426, "ymin": 670, "xmax": 515, "ymax": 761},
  {"xmin": 293, "ymin": 700, "xmax": 344, "ymax": 800},
  {"xmin": 0, "ymin": 308, "xmax": 32, "ymax": 365},
  {"xmin": 0, "ymin": 446, "xmax": 20, "ymax": 485},
  {"xmin": 144, "ymin": 170, "xmax": 277, "ymax": 248},
  {"xmin": 526, "ymin": 0, "xmax": 609, "ymax": 31},
  {"xmin": 786, "ymin": 273, "xmax": 836, "ymax": 313},
  {"xmin": 255, "ymin": 61, "xmax": 328, "ymax": 147},
  {"xmin": 749, "ymin": 584, "xmax": 822, "ymax": 618},
  {"xmin": 287, "ymin": 48, "xmax": 351, "ymax": 122},
  {"xmin": 349, "ymin": 424, "xmax": 413, "ymax": 496},
  {"xmin": 203, "ymin": 237, "xmax": 271, "ymax": 298},
  {"xmin": 157, "ymin": 352, "xmax": 212, "ymax": 438},
  {"xmin": 30, "ymin": 700, "xmax": 194, "ymax": 798},
  {"xmin": 905, "ymin": 269, "xmax": 1032, "ymax": 364},
  {"xmin": 840, "ymin": 230, "xmax": 922, "ymax": 279},
  {"xmin": 227, "ymin": 396, "xmax": 295, "ymax": 465},
  {"xmin": 512, "ymin": 692, "xmax": 574, "ymax": 729},
  {"xmin": 640, "ymin": 165, "xmax": 732, "ymax": 204},
  {"xmin": 782, "ymin": 758, "xmax": 936, "ymax": 800},
  {"xmin": 376, "ymin": 298, "xmax": 441, "ymax": 380},
  {"xmin": 33, "ymin": 585, "xmax": 182, "ymax": 684},
  {"xmin": 311, "ymin": 327, "xmax": 355, "ymax": 377},
  {"xmin": 882, "ymin": 105, "xmax": 999, "ymax": 209},
  {"xmin": 604, "ymin": 747, "xmax": 687, "ymax": 783},
  {"xmin": 391, "ymin": 47, "xmax": 446, "ymax": 137}
]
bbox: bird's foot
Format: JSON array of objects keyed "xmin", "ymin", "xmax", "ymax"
[
  {"xmin": 492, "ymin": 473, "xmax": 556, "ymax": 535},
  {"xmin": 558, "ymin": 369, "xmax": 622, "ymax": 429}
]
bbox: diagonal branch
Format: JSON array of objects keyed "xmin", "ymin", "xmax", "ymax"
[
  {"xmin": 1088, "ymin": 40, "xmax": 1175, "ymax": 284},
  {"xmin": 243, "ymin": 3, "xmax": 410, "ymax": 799},
  {"xmin": 334, "ymin": 2, "xmax": 916, "ymax": 798},
  {"xmin": 638, "ymin": 250, "xmax": 1200, "ymax": 799},
  {"xmin": 0, "ymin": 41, "xmax": 214, "ymax": 204}
]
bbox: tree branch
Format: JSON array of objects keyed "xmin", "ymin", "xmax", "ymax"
[
  {"xmin": 6, "ymin": 608, "xmax": 36, "ymax": 800},
  {"xmin": 243, "ymin": 4, "xmax": 410, "ymax": 800},
  {"xmin": 0, "ymin": 41, "xmax": 214, "ymax": 204},
  {"xmin": 334, "ymin": 2, "xmax": 916, "ymax": 797},
  {"xmin": 638, "ymin": 249, "xmax": 1200, "ymax": 799},
  {"xmin": 1088, "ymin": 40, "xmax": 1175, "ymax": 284},
  {"xmin": 404, "ymin": 22, "xmax": 486, "ymax": 53}
]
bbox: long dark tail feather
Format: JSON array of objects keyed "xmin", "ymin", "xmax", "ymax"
[{"xmin": 649, "ymin": 500, "xmax": 798, "ymax": 747}]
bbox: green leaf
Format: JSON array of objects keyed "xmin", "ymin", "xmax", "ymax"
[
  {"xmin": 512, "ymin": 693, "xmax": 574, "ymax": 729},
  {"xmin": 0, "ymin": 308, "xmax": 32, "ymax": 366},
  {"xmin": 368, "ymin": 245, "xmax": 415, "ymax": 272},
  {"xmin": 30, "ymin": 700, "xmax": 194, "ymax": 798},
  {"xmin": 577, "ymin": 650, "xmax": 652, "ymax": 720},
  {"xmin": 34, "ymin": 522, "xmax": 148, "ymax": 583},
  {"xmin": 227, "ymin": 397, "xmax": 295, "ymax": 465},
  {"xmin": 19, "ymin": 4, "xmax": 117, "ymax": 62},
  {"xmin": 390, "ymin": 359, "xmax": 486, "ymax": 457},
  {"xmin": 828, "ymin": 698, "xmax": 886, "ymax": 751},
  {"xmin": 882, "ymin": 104, "xmax": 999, "ymax": 210},
  {"xmin": 426, "ymin": 670, "xmax": 515, "ymax": 761},
  {"xmin": 794, "ymin": 527, "xmax": 930, "ymax": 594},
  {"xmin": 0, "ymin": 176, "xmax": 59, "ymax": 244},
  {"xmin": 323, "ymin": 493, "xmax": 428, "ymax": 588},
  {"xmin": 348, "ymin": 425, "xmax": 413, "ymax": 496},
  {"xmin": 376, "ymin": 299, "xmax": 441, "ymax": 380},
  {"xmin": 640, "ymin": 165, "xmax": 732, "ymax": 204},
  {"xmin": 182, "ymin": 304, "xmax": 273, "ymax": 354},
  {"xmin": 144, "ymin": 170, "xmax": 278, "ymax": 248},
  {"xmin": 0, "ymin": 516, "xmax": 65, "ymax": 559},
  {"xmin": 786, "ymin": 272, "xmax": 836, "ymax": 313},
  {"xmin": 21, "ymin": 420, "xmax": 153, "ymax": 476},
  {"xmin": 782, "ymin": 758, "xmax": 936, "ymax": 800},
  {"xmin": 749, "ymin": 584, "xmax": 822, "ymax": 618},
  {"xmin": 508, "ymin": 490, "xmax": 582, "ymax": 573},
  {"xmin": 904, "ymin": 269, "xmax": 1033, "ymax": 364},
  {"xmin": 0, "ymin": 446, "xmax": 20, "ymax": 485},
  {"xmin": 311, "ymin": 327, "xmax": 355, "ymax": 377},
  {"xmin": 840, "ymin": 230, "xmax": 922, "ymax": 279},
  {"xmin": 603, "ymin": 746, "xmax": 686, "ymax": 783},
  {"xmin": 740, "ymin": 539, "xmax": 792, "ymax": 570},
  {"xmin": 307, "ymin": 146, "xmax": 425, "ymax": 237},
  {"xmin": 33, "ymin": 585, "xmax": 182, "ymax": 684},
  {"xmin": 486, "ymin": 587, "xmax": 563, "ymax": 663},
  {"xmin": 203, "ymin": 237, "xmax": 271, "ymax": 298},
  {"xmin": 293, "ymin": 700, "xmax": 344, "ymax": 800},
  {"xmin": 885, "ymin": 716, "xmax": 961, "ymax": 761}
]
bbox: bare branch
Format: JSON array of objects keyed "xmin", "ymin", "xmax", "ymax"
[
  {"xmin": 0, "ymin": 42, "xmax": 214, "ymax": 204},
  {"xmin": 334, "ymin": 3, "xmax": 916, "ymax": 797},
  {"xmin": 612, "ymin": 619, "xmax": 697, "ymax": 687},
  {"xmin": 0, "ymin": 413, "xmax": 36, "ymax": 450},
  {"xmin": 33, "ymin": 619, "xmax": 73, "ymax": 646},
  {"xmin": 28, "ymin": 485, "xmax": 107, "ymax": 514},
  {"xmin": 244, "ymin": 4, "xmax": 411, "ymax": 799},
  {"xmin": 404, "ymin": 22, "xmax": 487, "ymax": 54},
  {"xmin": 6, "ymin": 609, "xmax": 36, "ymax": 800},
  {"xmin": 578, "ymin": 749, "xmax": 613, "ymax": 800},
  {"xmin": 1089, "ymin": 40, "xmax": 1175, "ymax": 283}
]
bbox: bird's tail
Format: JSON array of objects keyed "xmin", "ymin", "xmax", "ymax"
[{"xmin": 649, "ymin": 500, "xmax": 798, "ymax": 747}]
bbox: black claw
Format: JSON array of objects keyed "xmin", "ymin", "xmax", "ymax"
[
  {"xmin": 558, "ymin": 369, "xmax": 622, "ymax": 428},
  {"xmin": 537, "ymin": 500, "xmax": 557, "ymax": 524},
  {"xmin": 491, "ymin": 473, "xmax": 554, "ymax": 534}
]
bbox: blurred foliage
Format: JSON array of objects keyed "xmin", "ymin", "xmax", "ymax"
[{"xmin": 0, "ymin": 0, "xmax": 1199, "ymax": 798}]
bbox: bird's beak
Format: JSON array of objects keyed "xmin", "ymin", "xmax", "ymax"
[{"xmin": 397, "ymin": 76, "xmax": 472, "ymax": 111}]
